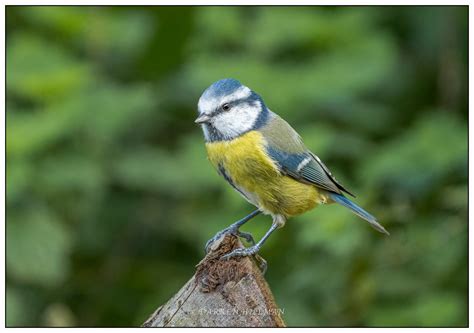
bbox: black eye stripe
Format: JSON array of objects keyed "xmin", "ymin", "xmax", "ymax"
[{"xmin": 211, "ymin": 95, "xmax": 260, "ymax": 116}]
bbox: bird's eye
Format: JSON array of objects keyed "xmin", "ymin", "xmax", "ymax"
[{"xmin": 222, "ymin": 103, "xmax": 231, "ymax": 111}]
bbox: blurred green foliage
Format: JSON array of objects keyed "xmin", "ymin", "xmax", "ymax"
[{"xmin": 6, "ymin": 6, "xmax": 467, "ymax": 327}]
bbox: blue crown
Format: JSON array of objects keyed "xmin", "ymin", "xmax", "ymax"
[{"xmin": 203, "ymin": 78, "xmax": 243, "ymax": 99}]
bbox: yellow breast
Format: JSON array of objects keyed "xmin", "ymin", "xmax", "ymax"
[{"xmin": 205, "ymin": 131, "xmax": 321, "ymax": 218}]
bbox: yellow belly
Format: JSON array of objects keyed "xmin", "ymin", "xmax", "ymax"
[{"xmin": 206, "ymin": 131, "xmax": 323, "ymax": 218}]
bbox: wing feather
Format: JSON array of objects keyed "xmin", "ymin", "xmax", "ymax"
[{"xmin": 261, "ymin": 112, "xmax": 355, "ymax": 197}]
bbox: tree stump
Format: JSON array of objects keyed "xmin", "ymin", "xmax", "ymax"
[{"xmin": 143, "ymin": 234, "xmax": 286, "ymax": 327}]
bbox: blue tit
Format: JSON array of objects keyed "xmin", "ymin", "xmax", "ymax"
[{"xmin": 196, "ymin": 78, "xmax": 388, "ymax": 261}]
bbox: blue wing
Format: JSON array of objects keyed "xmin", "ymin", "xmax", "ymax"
[
  {"xmin": 266, "ymin": 146, "xmax": 355, "ymax": 197},
  {"xmin": 260, "ymin": 112, "xmax": 354, "ymax": 197},
  {"xmin": 258, "ymin": 112, "xmax": 391, "ymax": 234}
]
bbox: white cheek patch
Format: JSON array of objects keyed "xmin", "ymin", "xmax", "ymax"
[{"xmin": 212, "ymin": 103, "xmax": 259, "ymax": 139}]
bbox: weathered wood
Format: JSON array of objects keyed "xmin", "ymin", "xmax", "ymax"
[{"xmin": 143, "ymin": 234, "xmax": 285, "ymax": 327}]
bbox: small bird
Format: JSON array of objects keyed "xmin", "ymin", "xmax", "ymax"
[{"xmin": 196, "ymin": 78, "xmax": 388, "ymax": 261}]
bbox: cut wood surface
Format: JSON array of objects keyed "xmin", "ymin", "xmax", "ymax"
[{"xmin": 143, "ymin": 234, "xmax": 286, "ymax": 327}]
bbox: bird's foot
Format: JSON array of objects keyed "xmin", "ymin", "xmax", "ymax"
[
  {"xmin": 221, "ymin": 245, "xmax": 267, "ymax": 274},
  {"xmin": 221, "ymin": 244, "xmax": 260, "ymax": 260},
  {"xmin": 205, "ymin": 227, "xmax": 255, "ymax": 253}
]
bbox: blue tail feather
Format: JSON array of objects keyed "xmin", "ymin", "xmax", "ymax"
[{"xmin": 328, "ymin": 192, "xmax": 389, "ymax": 235}]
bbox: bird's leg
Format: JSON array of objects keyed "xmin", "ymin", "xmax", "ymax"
[
  {"xmin": 221, "ymin": 215, "xmax": 286, "ymax": 264},
  {"xmin": 205, "ymin": 209, "xmax": 260, "ymax": 253},
  {"xmin": 221, "ymin": 222, "xmax": 278, "ymax": 259}
]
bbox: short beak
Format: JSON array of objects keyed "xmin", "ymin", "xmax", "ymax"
[{"xmin": 195, "ymin": 114, "xmax": 211, "ymax": 124}]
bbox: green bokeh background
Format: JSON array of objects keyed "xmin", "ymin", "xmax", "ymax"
[{"xmin": 6, "ymin": 6, "xmax": 467, "ymax": 327}]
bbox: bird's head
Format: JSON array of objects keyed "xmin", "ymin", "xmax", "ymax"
[{"xmin": 196, "ymin": 78, "xmax": 268, "ymax": 141}]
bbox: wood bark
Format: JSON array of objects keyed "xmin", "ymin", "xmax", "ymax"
[{"xmin": 143, "ymin": 234, "xmax": 285, "ymax": 327}]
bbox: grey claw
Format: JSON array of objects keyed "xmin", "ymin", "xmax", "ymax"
[
  {"xmin": 221, "ymin": 248, "xmax": 245, "ymax": 260},
  {"xmin": 205, "ymin": 235, "xmax": 219, "ymax": 253},
  {"xmin": 221, "ymin": 246, "xmax": 267, "ymax": 273},
  {"xmin": 221, "ymin": 245, "xmax": 260, "ymax": 260},
  {"xmin": 205, "ymin": 228, "xmax": 256, "ymax": 253},
  {"xmin": 204, "ymin": 238, "xmax": 215, "ymax": 254},
  {"xmin": 205, "ymin": 234, "xmax": 223, "ymax": 253},
  {"xmin": 238, "ymin": 231, "xmax": 255, "ymax": 245},
  {"xmin": 205, "ymin": 227, "xmax": 237, "ymax": 253}
]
